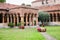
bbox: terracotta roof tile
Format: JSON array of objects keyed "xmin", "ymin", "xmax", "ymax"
[
  {"xmin": 39, "ymin": 4, "xmax": 60, "ymax": 11},
  {"xmin": 0, "ymin": 3, "xmax": 20, "ymax": 9}
]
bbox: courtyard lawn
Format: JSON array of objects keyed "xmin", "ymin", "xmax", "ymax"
[
  {"xmin": 45, "ymin": 26, "xmax": 60, "ymax": 40},
  {"xmin": 0, "ymin": 28, "xmax": 45, "ymax": 40}
]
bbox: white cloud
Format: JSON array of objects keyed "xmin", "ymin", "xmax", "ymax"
[{"xmin": 6, "ymin": 0, "xmax": 35, "ymax": 5}]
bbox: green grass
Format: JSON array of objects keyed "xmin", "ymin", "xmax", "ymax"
[
  {"xmin": 0, "ymin": 28, "xmax": 45, "ymax": 40},
  {"xmin": 45, "ymin": 26, "xmax": 60, "ymax": 40}
]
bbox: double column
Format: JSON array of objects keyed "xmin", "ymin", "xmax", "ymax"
[
  {"xmin": 20, "ymin": 15, "xmax": 24, "ymax": 26},
  {"xmin": 26, "ymin": 14, "xmax": 28, "ymax": 26},
  {"xmin": 29, "ymin": 14, "xmax": 31, "ymax": 26},
  {"xmin": 2, "ymin": 14, "xmax": 5, "ymax": 23},
  {"xmin": 36, "ymin": 16, "xmax": 38, "ymax": 26}
]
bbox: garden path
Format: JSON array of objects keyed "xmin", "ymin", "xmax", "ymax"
[{"xmin": 41, "ymin": 32, "xmax": 56, "ymax": 40}]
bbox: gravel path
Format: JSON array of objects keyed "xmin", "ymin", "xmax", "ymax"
[{"xmin": 41, "ymin": 32, "xmax": 56, "ymax": 40}]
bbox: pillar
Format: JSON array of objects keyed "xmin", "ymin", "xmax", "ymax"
[
  {"xmin": 10, "ymin": 14, "xmax": 12, "ymax": 23},
  {"xmin": 13, "ymin": 15, "xmax": 15, "ymax": 26},
  {"xmin": 17, "ymin": 14, "xmax": 19, "ymax": 24},
  {"xmin": 49, "ymin": 14, "xmax": 51, "ymax": 22},
  {"xmin": 2, "ymin": 14, "xmax": 4, "ymax": 23},
  {"xmin": 29, "ymin": 14, "xmax": 31, "ymax": 26},
  {"xmin": 52, "ymin": 13, "xmax": 54, "ymax": 22},
  {"xmin": 36, "ymin": 15, "xmax": 38, "ymax": 26},
  {"xmin": 7, "ymin": 14, "xmax": 9, "ymax": 24},
  {"xmin": 32, "ymin": 14, "xmax": 34, "ymax": 26},
  {"xmin": 21, "ymin": 16, "xmax": 24, "ymax": 26},
  {"xmin": 26, "ymin": 14, "xmax": 28, "ymax": 26},
  {"xmin": 56, "ymin": 13, "xmax": 58, "ymax": 22}
]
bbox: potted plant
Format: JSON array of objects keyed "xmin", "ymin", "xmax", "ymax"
[
  {"xmin": 17, "ymin": 22, "xmax": 21, "ymax": 29},
  {"xmin": 17, "ymin": 22, "xmax": 24, "ymax": 29},
  {"xmin": 8, "ymin": 22, "xmax": 14, "ymax": 28},
  {"xmin": 20, "ymin": 22, "xmax": 25, "ymax": 29}
]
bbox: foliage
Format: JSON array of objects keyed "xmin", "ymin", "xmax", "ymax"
[
  {"xmin": 38, "ymin": 11, "xmax": 50, "ymax": 26},
  {"xmin": 46, "ymin": 26, "xmax": 60, "ymax": 40},
  {"xmin": 38, "ymin": 11, "xmax": 49, "ymax": 22},
  {"xmin": 0, "ymin": 28, "xmax": 45, "ymax": 40},
  {"xmin": 17, "ymin": 23, "xmax": 21, "ymax": 26},
  {"xmin": 0, "ymin": 0, "xmax": 6, "ymax": 3},
  {"xmin": 8, "ymin": 22, "xmax": 14, "ymax": 28}
]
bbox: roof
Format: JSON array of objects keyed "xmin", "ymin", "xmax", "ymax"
[
  {"xmin": 0, "ymin": 3, "xmax": 20, "ymax": 9},
  {"xmin": 0, "ymin": 3, "xmax": 38, "ymax": 11},
  {"xmin": 32, "ymin": 0, "xmax": 44, "ymax": 3},
  {"xmin": 39, "ymin": 4, "xmax": 60, "ymax": 11}
]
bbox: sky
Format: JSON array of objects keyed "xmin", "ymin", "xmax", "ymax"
[{"xmin": 6, "ymin": 0, "xmax": 35, "ymax": 5}]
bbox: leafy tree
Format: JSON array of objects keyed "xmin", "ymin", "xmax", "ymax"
[
  {"xmin": 0, "ymin": 0, "xmax": 6, "ymax": 3},
  {"xmin": 38, "ymin": 11, "xmax": 50, "ymax": 27}
]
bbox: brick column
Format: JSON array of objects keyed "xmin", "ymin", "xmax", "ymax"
[
  {"xmin": 17, "ymin": 14, "xmax": 19, "ymax": 24},
  {"xmin": 26, "ymin": 14, "xmax": 28, "ymax": 26},
  {"xmin": 21, "ymin": 16, "xmax": 24, "ymax": 26},
  {"xmin": 10, "ymin": 14, "xmax": 12, "ymax": 23},
  {"xmin": 2, "ymin": 14, "xmax": 4, "ymax": 23},
  {"xmin": 52, "ymin": 14, "xmax": 54, "ymax": 22},
  {"xmin": 13, "ymin": 15, "xmax": 15, "ymax": 26},
  {"xmin": 32, "ymin": 15, "xmax": 34, "ymax": 26},
  {"xmin": 36, "ymin": 15, "xmax": 38, "ymax": 26},
  {"xmin": 29, "ymin": 15, "xmax": 31, "ymax": 26},
  {"xmin": 49, "ymin": 14, "xmax": 51, "ymax": 22},
  {"xmin": 56, "ymin": 13, "xmax": 58, "ymax": 22},
  {"xmin": 7, "ymin": 14, "xmax": 9, "ymax": 24}
]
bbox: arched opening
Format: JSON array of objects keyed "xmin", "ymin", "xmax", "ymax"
[
  {"xmin": 24, "ymin": 13, "xmax": 27, "ymax": 26},
  {"xmin": 54, "ymin": 14, "xmax": 56, "ymax": 22},
  {"xmin": 57, "ymin": 13, "xmax": 60, "ymax": 21},
  {"xmin": 0, "ymin": 13, "xmax": 3, "ymax": 23},
  {"xmin": 50, "ymin": 14, "xmax": 53, "ymax": 22}
]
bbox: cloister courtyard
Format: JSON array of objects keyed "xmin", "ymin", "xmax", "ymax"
[{"xmin": 0, "ymin": 26, "xmax": 60, "ymax": 40}]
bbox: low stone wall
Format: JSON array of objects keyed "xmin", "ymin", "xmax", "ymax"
[
  {"xmin": 48, "ymin": 22, "xmax": 60, "ymax": 25},
  {"xmin": 0, "ymin": 23, "xmax": 8, "ymax": 28}
]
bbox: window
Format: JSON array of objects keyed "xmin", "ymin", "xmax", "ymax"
[{"xmin": 46, "ymin": 0, "xmax": 48, "ymax": 4}]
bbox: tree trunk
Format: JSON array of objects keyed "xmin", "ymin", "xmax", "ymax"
[{"xmin": 42, "ymin": 22, "xmax": 44, "ymax": 27}]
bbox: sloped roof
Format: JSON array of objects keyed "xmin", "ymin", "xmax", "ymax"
[
  {"xmin": 39, "ymin": 4, "xmax": 60, "ymax": 11},
  {"xmin": 0, "ymin": 3, "xmax": 20, "ymax": 9},
  {"xmin": 32, "ymin": 0, "xmax": 44, "ymax": 3}
]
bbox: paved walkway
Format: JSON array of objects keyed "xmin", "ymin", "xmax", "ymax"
[{"xmin": 41, "ymin": 32, "xmax": 56, "ymax": 40}]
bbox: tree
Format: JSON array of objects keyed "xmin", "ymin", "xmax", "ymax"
[
  {"xmin": 38, "ymin": 11, "xmax": 50, "ymax": 27},
  {"xmin": 0, "ymin": 0, "xmax": 6, "ymax": 3}
]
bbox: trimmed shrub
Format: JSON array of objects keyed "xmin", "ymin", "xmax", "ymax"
[
  {"xmin": 8, "ymin": 22, "xmax": 14, "ymax": 28},
  {"xmin": 17, "ymin": 23, "xmax": 21, "ymax": 26}
]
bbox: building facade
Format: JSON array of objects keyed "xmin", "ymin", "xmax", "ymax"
[
  {"xmin": 32, "ymin": 0, "xmax": 60, "ymax": 25},
  {"xmin": 0, "ymin": 3, "xmax": 38, "ymax": 27}
]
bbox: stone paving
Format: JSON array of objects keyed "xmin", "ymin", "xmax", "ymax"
[{"xmin": 41, "ymin": 32, "xmax": 56, "ymax": 40}]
